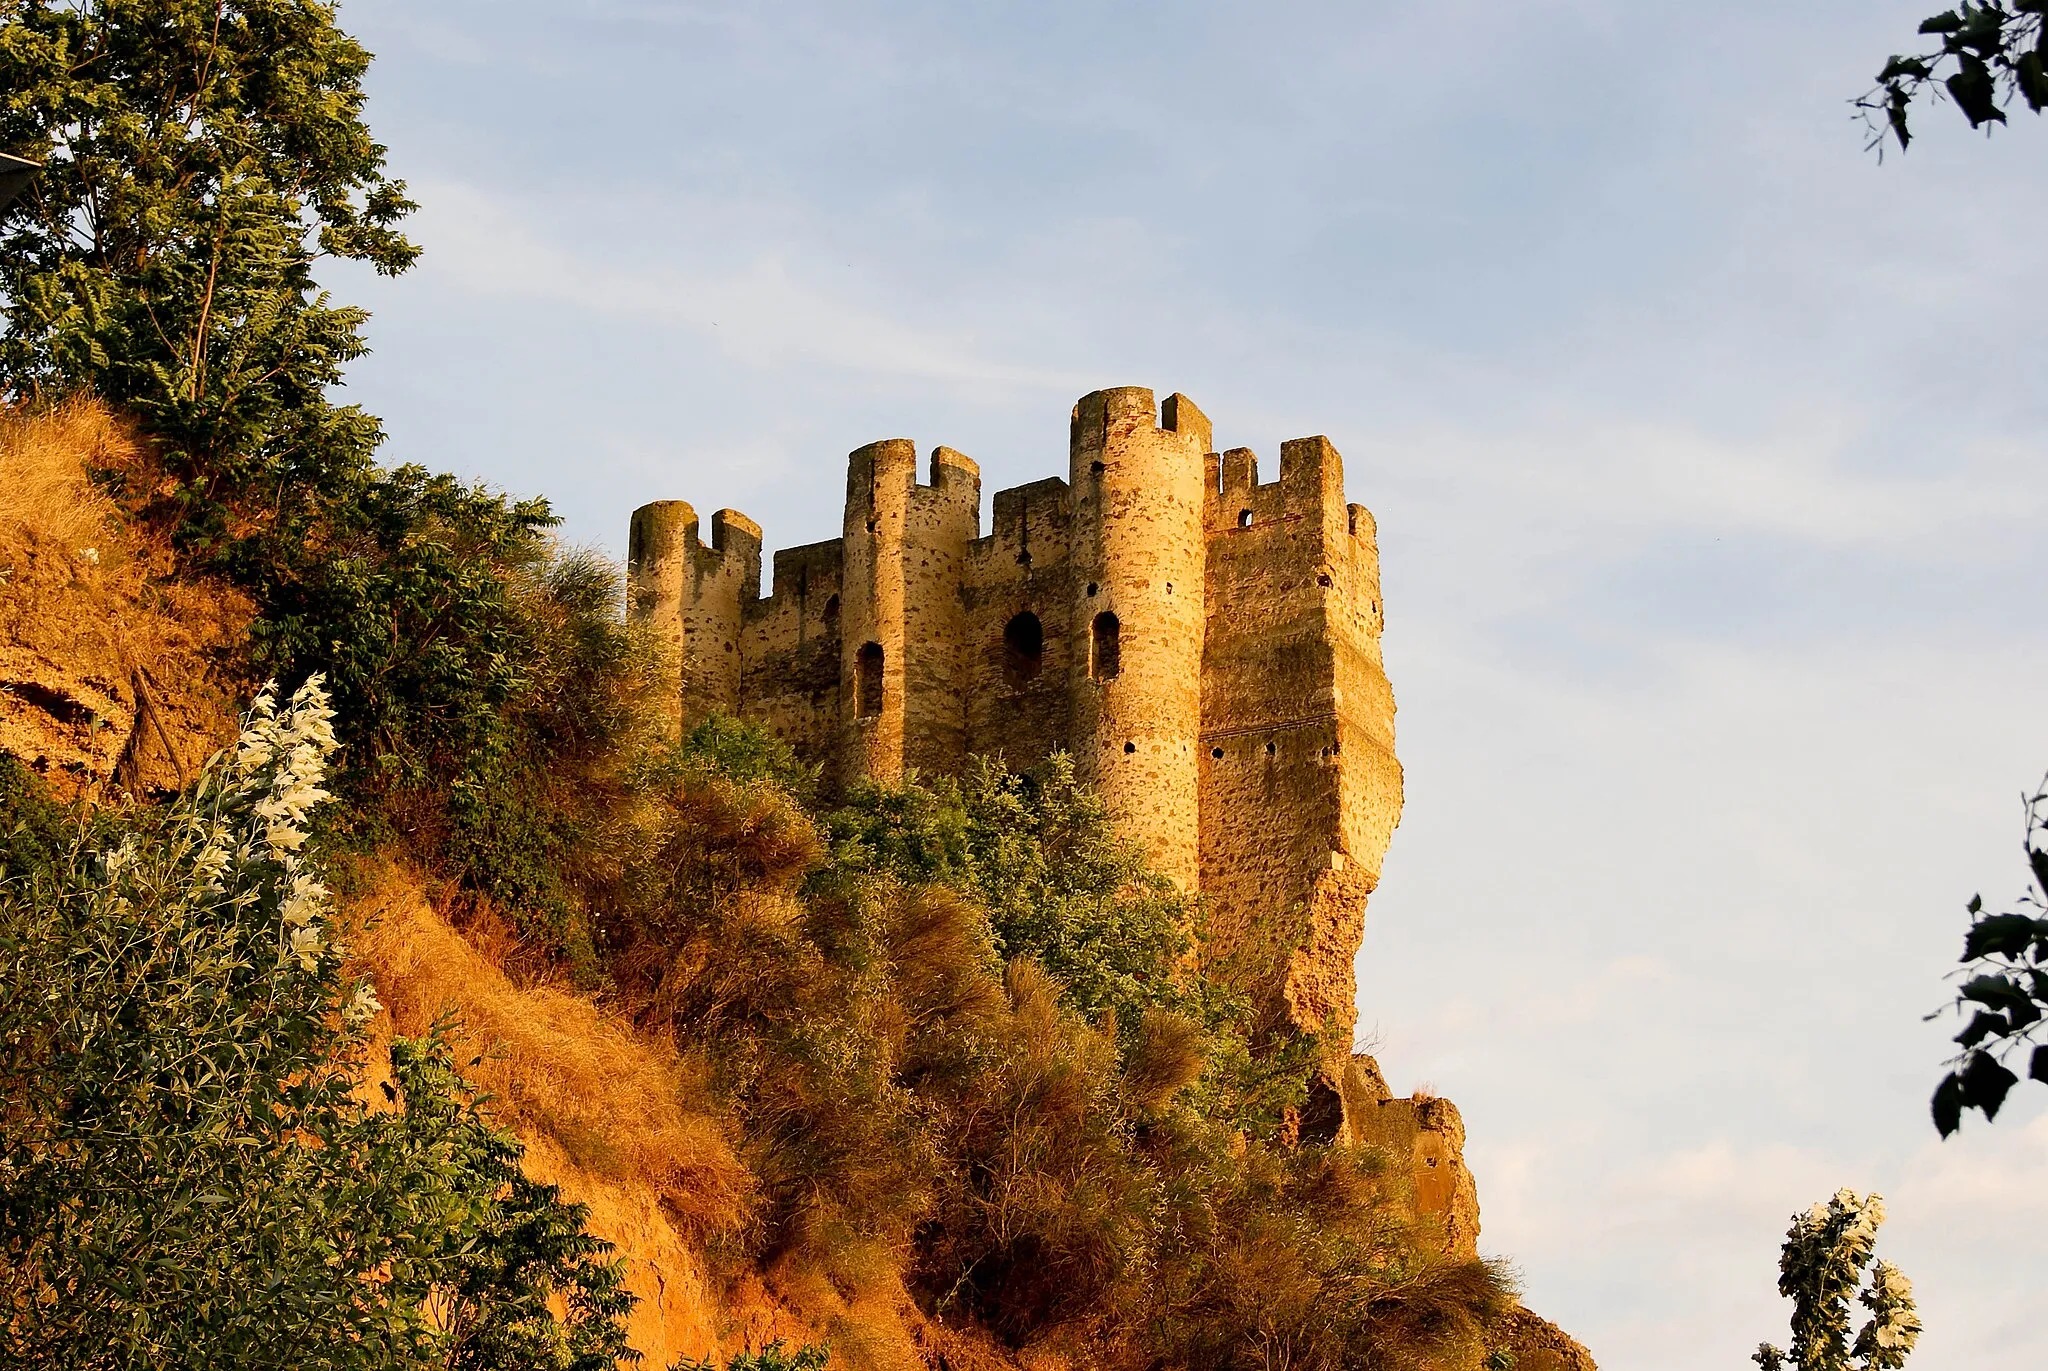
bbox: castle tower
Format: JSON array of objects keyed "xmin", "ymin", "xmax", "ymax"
[
  {"xmin": 1199, "ymin": 432, "xmax": 1402, "ymax": 1045},
  {"xmin": 837, "ymin": 439, "xmax": 980, "ymax": 784},
  {"xmin": 628, "ymin": 500, "xmax": 762, "ymax": 726},
  {"xmin": 1066, "ymin": 387, "xmax": 1212, "ymax": 889}
]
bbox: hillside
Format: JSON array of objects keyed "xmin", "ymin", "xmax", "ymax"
[{"xmin": 0, "ymin": 401, "xmax": 1593, "ymax": 1371}]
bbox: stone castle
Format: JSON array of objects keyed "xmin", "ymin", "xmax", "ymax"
[{"xmin": 627, "ymin": 385, "xmax": 1403, "ymax": 1051}]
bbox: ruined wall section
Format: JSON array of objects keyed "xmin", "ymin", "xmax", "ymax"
[
  {"xmin": 961, "ymin": 476, "xmax": 1076, "ymax": 772},
  {"xmin": 627, "ymin": 501, "xmax": 761, "ymax": 727},
  {"xmin": 738, "ymin": 539, "xmax": 844, "ymax": 779},
  {"xmin": 1198, "ymin": 435, "xmax": 1399, "ymax": 1043},
  {"xmin": 1065, "ymin": 388, "xmax": 1210, "ymax": 890}
]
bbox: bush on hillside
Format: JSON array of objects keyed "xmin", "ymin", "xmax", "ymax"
[
  {"xmin": 0, "ymin": 679, "xmax": 635, "ymax": 1369},
  {"xmin": 596, "ymin": 716, "xmax": 1517, "ymax": 1365}
]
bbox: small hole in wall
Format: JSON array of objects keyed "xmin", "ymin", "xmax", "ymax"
[
  {"xmin": 1017, "ymin": 549, "xmax": 1032, "ymax": 567},
  {"xmin": 1124, "ymin": 741, "xmax": 1136, "ymax": 754},
  {"xmin": 1211, "ymin": 747, "xmax": 1223, "ymax": 759},
  {"xmin": 866, "ymin": 519, "xmax": 877, "ymax": 533},
  {"xmin": 1086, "ymin": 582, "xmax": 1098, "ymax": 597},
  {"xmin": 1165, "ymin": 582, "xmax": 1173, "ymax": 594},
  {"xmin": 1265, "ymin": 741, "xmax": 1277, "ymax": 757},
  {"xmin": 1317, "ymin": 573, "xmax": 1332, "ymax": 588},
  {"xmin": 1238, "ymin": 509, "xmax": 1252, "ymax": 529},
  {"xmin": 1091, "ymin": 460, "xmax": 1106, "ymax": 477}
]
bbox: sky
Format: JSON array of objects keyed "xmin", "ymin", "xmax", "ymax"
[{"xmin": 323, "ymin": 3, "xmax": 2048, "ymax": 1366}]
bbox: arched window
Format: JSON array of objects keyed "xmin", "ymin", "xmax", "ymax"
[
  {"xmin": 856, "ymin": 641, "xmax": 884, "ymax": 718},
  {"xmin": 1003, "ymin": 612, "xmax": 1043, "ymax": 687},
  {"xmin": 1091, "ymin": 611, "xmax": 1121, "ymax": 681}
]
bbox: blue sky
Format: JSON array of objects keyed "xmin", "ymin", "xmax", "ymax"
[{"xmin": 325, "ymin": 3, "xmax": 2048, "ymax": 1366}]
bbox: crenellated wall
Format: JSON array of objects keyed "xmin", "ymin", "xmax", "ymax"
[{"xmin": 629, "ymin": 386, "xmax": 1402, "ymax": 1049}]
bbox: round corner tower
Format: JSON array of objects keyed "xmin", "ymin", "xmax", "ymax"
[{"xmin": 1068, "ymin": 386, "xmax": 1213, "ymax": 889}]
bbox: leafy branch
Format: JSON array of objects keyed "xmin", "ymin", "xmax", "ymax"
[
  {"xmin": 1859, "ymin": 3, "xmax": 2048, "ymax": 152},
  {"xmin": 1928, "ymin": 774, "xmax": 2048, "ymax": 1135}
]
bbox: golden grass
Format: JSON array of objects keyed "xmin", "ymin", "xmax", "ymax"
[
  {"xmin": 0, "ymin": 398, "xmax": 136, "ymax": 557},
  {"xmin": 347, "ymin": 864, "xmax": 755, "ymax": 1239}
]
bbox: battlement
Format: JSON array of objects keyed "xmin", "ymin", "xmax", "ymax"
[{"xmin": 631, "ymin": 386, "xmax": 1402, "ymax": 1047}]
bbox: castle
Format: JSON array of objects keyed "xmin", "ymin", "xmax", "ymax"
[{"xmin": 627, "ymin": 385, "xmax": 1403, "ymax": 1048}]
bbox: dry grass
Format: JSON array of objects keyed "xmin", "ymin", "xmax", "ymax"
[
  {"xmin": 347, "ymin": 863, "xmax": 755, "ymax": 1239},
  {"xmin": 0, "ymin": 398, "xmax": 134, "ymax": 556}
]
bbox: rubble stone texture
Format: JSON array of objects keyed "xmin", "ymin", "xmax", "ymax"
[{"xmin": 629, "ymin": 386, "xmax": 1404, "ymax": 1049}]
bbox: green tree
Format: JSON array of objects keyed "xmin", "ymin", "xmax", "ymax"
[
  {"xmin": 1861, "ymin": 3, "xmax": 2048, "ymax": 150},
  {"xmin": 0, "ymin": 0, "xmax": 416, "ymax": 545},
  {"xmin": 1753, "ymin": 1190, "xmax": 1921, "ymax": 1371},
  {"xmin": 0, "ymin": 678, "xmax": 636, "ymax": 1368},
  {"xmin": 1927, "ymin": 777, "xmax": 2048, "ymax": 1135}
]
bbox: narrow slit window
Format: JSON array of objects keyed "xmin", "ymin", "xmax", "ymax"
[
  {"xmin": 1238, "ymin": 508, "xmax": 1253, "ymax": 528},
  {"xmin": 1091, "ymin": 611, "xmax": 1121, "ymax": 681},
  {"xmin": 856, "ymin": 641, "xmax": 884, "ymax": 718},
  {"xmin": 1003, "ymin": 612, "xmax": 1044, "ymax": 687}
]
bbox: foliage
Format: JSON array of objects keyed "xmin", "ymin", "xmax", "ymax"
[
  {"xmin": 0, "ymin": 3, "xmax": 638, "ymax": 961},
  {"xmin": 1753, "ymin": 1190, "xmax": 1921, "ymax": 1371},
  {"xmin": 0, "ymin": 679, "xmax": 635, "ymax": 1368},
  {"xmin": 1927, "ymin": 774, "xmax": 2048, "ymax": 1135},
  {"xmin": 824, "ymin": 752, "xmax": 1207, "ymax": 1030},
  {"xmin": 671, "ymin": 1343, "xmax": 829, "ymax": 1371},
  {"xmin": 0, "ymin": 0, "xmax": 416, "ymax": 545},
  {"xmin": 1859, "ymin": 2, "xmax": 2048, "ymax": 151},
  {"xmin": 598, "ymin": 719, "xmax": 1513, "ymax": 1365}
]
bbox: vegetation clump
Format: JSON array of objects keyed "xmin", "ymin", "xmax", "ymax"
[{"xmin": 0, "ymin": 678, "xmax": 634, "ymax": 1369}]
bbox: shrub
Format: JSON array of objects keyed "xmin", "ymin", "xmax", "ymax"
[{"xmin": 0, "ymin": 678, "xmax": 635, "ymax": 1368}]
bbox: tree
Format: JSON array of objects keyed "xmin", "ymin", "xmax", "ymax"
[
  {"xmin": 1860, "ymin": 3, "xmax": 2048, "ymax": 151},
  {"xmin": 1753, "ymin": 1190, "xmax": 1922, "ymax": 1371},
  {"xmin": 1927, "ymin": 777, "xmax": 2048, "ymax": 1135},
  {"xmin": 0, "ymin": 0, "xmax": 417, "ymax": 545}
]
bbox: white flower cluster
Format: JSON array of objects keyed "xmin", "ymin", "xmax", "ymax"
[{"xmin": 182, "ymin": 676, "xmax": 341, "ymax": 972}]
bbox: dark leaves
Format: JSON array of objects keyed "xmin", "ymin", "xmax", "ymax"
[
  {"xmin": 1960, "ymin": 911, "xmax": 2045, "ymax": 960},
  {"xmin": 1862, "ymin": 4, "xmax": 2046, "ymax": 150},
  {"xmin": 1960, "ymin": 1050, "xmax": 2019, "ymax": 1120},
  {"xmin": 1931, "ymin": 772, "xmax": 2048, "ymax": 1136},
  {"xmin": 1947, "ymin": 56, "xmax": 2010, "ymax": 124}
]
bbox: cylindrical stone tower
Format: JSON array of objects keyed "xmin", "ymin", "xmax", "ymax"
[
  {"xmin": 840, "ymin": 438, "xmax": 918, "ymax": 784},
  {"xmin": 628, "ymin": 499, "xmax": 695, "ymax": 727},
  {"xmin": 1068, "ymin": 387, "xmax": 1212, "ymax": 888},
  {"xmin": 626, "ymin": 500, "xmax": 759, "ymax": 728}
]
